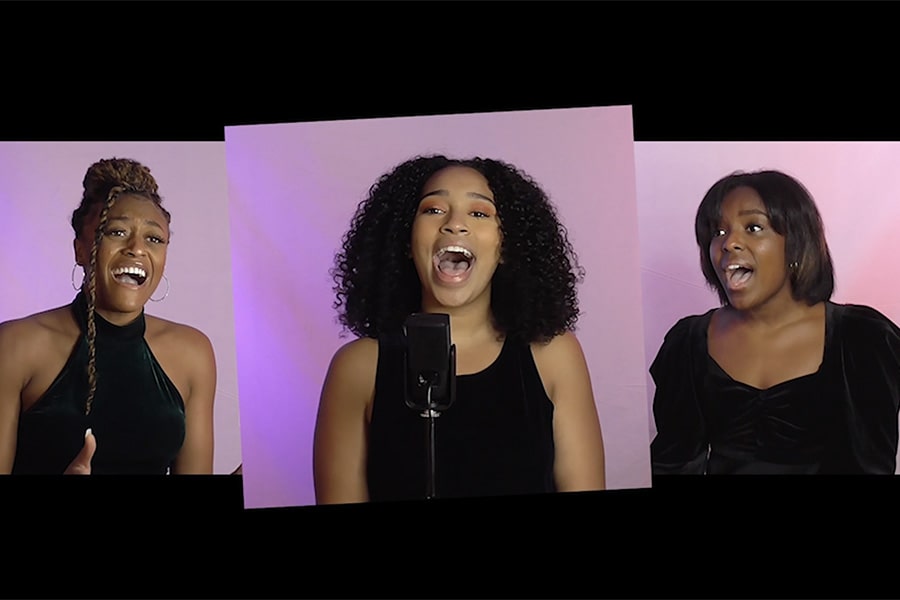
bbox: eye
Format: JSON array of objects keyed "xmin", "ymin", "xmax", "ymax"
[
  {"xmin": 421, "ymin": 206, "xmax": 445, "ymax": 215},
  {"xmin": 713, "ymin": 228, "xmax": 727, "ymax": 237},
  {"xmin": 471, "ymin": 210, "xmax": 492, "ymax": 219},
  {"xmin": 148, "ymin": 235, "xmax": 167, "ymax": 244},
  {"xmin": 747, "ymin": 223, "xmax": 763, "ymax": 233},
  {"xmin": 104, "ymin": 228, "xmax": 126, "ymax": 237}
]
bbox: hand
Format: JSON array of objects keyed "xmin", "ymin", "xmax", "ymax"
[{"xmin": 64, "ymin": 428, "xmax": 96, "ymax": 475}]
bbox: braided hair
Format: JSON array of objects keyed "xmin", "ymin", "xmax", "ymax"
[{"xmin": 70, "ymin": 158, "xmax": 170, "ymax": 414}]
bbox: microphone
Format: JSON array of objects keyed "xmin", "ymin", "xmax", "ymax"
[{"xmin": 403, "ymin": 312, "xmax": 456, "ymax": 414}]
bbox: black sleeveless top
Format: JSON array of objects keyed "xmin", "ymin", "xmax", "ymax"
[
  {"xmin": 366, "ymin": 332, "xmax": 556, "ymax": 502},
  {"xmin": 13, "ymin": 292, "xmax": 186, "ymax": 474}
]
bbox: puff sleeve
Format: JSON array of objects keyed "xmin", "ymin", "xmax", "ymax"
[
  {"xmin": 832, "ymin": 304, "xmax": 900, "ymax": 474},
  {"xmin": 649, "ymin": 315, "xmax": 711, "ymax": 475}
]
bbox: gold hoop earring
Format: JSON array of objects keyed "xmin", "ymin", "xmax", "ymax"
[{"xmin": 150, "ymin": 275, "xmax": 170, "ymax": 302}]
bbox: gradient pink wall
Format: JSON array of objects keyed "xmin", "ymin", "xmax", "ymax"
[
  {"xmin": 0, "ymin": 142, "xmax": 242, "ymax": 474},
  {"xmin": 225, "ymin": 106, "xmax": 651, "ymax": 509},
  {"xmin": 635, "ymin": 142, "xmax": 900, "ymax": 463}
]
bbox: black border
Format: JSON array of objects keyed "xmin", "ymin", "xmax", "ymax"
[
  {"xmin": 6, "ymin": 1, "xmax": 900, "ymax": 142},
  {"xmin": 6, "ymin": 3, "xmax": 900, "ymax": 598},
  {"xmin": 6, "ymin": 475, "xmax": 900, "ymax": 598}
]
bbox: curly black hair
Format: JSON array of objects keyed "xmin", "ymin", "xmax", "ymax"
[{"xmin": 332, "ymin": 155, "xmax": 584, "ymax": 343}]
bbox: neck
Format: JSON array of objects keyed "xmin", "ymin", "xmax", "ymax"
[
  {"xmin": 80, "ymin": 287, "xmax": 144, "ymax": 327},
  {"xmin": 420, "ymin": 297, "xmax": 499, "ymax": 346},
  {"xmin": 725, "ymin": 293, "xmax": 819, "ymax": 329},
  {"xmin": 94, "ymin": 306, "xmax": 144, "ymax": 327}
]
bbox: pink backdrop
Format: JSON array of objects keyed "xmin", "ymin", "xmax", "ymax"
[
  {"xmin": 0, "ymin": 142, "xmax": 242, "ymax": 474},
  {"xmin": 635, "ymin": 142, "xmax": 900, "ymax": 467},
  {"xmin": 225, "ymin": 106, "xmax": 652, "ymax": 508}
]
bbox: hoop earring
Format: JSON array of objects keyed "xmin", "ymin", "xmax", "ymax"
[
  {"xmin": 150, "ymin": 275, "xmax": 170, "ymax": 302},
  {"xmin": 71, "ymin": 264, "xmax": 84, "ymax": 291}
]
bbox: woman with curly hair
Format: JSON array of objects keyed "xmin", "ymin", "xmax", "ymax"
[
  {"xmin": 650, "ymin": 169, "xmax": 900, "ymax": 474},
  {"xmin": 313, "ymin": 155, "xmax": 605, "ymax": 503},
  {"xmin": 0, "ymin": 157, "xmax": 217, "ymax": 474}
]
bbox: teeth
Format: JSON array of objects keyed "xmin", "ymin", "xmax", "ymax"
[
  {"xmin": 112, "ymin": 266, "xmax": 147, "ymax": 278},
  {"xmin": 437, "ymin": 246, "xmax": 473, "ymax": 259},
  {"xmin": 725, "ymin": 264, "xmax": 746, "ymax": 271}
]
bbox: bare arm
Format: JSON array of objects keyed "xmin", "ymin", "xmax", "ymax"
[
  {"xmin": 172, "ymin": 328, "xmax": 216, "ymax": 474},
  {"xmin": 312, "ymin": 338, "xmax": 377, "ymax": 504},
  {"xmin": 0, "ymin": 321, "xmax": 25, "ymax": 474},
  {"xmin": 533, "ymin": 332, "xmax": 606, "ymax": 492},
  {"xmin": 0, "ymin": 313, "xmax": 99, "ymax": 475}
]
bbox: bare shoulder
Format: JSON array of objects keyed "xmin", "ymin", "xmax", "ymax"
[
  {"xmin": 321, "ymin": 336, "xmax": 379, "ymax": 415},
  {"xmin": 328, "ymin": 336, "xmax": 379, "ymax": 375},
  {"xmin": 0, "ymin": 306, "xmax": 78, "ymax": 353},
  {"xmin": 144, "ymin": 315, "xmax": 216, "ymax": 391},
  {"xmin": 530, "ymin": 331, "xmax": 591, "ymax": 402},
  {"xmin": 530, "ymin": 330, "xmax": 585, "ymax": 364},
  {"xmin": 145, "ymin": 315, "xmax": 214, "ymax": 354}
]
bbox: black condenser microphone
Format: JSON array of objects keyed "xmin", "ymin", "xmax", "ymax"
[{"xmin": 403, "ymin": 313, "xmax": 456, "ymax": 414}]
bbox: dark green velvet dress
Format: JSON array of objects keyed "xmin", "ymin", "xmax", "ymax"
[{"xmin": 13, "ymin": 292, "xmax": 186, "ymax": 474}]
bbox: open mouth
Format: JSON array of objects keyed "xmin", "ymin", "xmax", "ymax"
[
  {"xmin": 111, "ymin": 266, "xmax": 148, "ymax": 287},
  {"xmin": 723, "ymin": 263, "xmax": 753, "ymax": 289},
  {"xmin": 433, "ymin": 245, "xmax": 475, "ymax": 281}
]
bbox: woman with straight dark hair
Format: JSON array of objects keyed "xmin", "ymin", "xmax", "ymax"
[{"xmin": 650, "ymin": 169, "xmax": 900, "ymax": 474}]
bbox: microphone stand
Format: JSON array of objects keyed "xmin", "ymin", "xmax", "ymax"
[
  {"xmin": 423, "ymin": 387, "xmax": 438, "ymax": 499},
  {"xmin": 406, "ymin": 344, "xmax": 456, "ymax": 500}
]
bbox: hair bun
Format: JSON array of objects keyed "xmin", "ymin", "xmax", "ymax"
[{"xmin": 82, "ymin": 157, "xmax": 159, "ymax": 200}]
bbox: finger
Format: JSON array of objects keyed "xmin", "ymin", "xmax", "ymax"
[
  {"xmin": 82, "ymin": 428, "xmax": 97, "ymax": 460},
  {"xmin": 64, "ymin": 428, "xmax": 97, "ymax": 475}
]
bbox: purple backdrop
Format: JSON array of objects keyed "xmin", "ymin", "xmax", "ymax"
[
  {"xmin": 635, "ymin": 142, "xmax": 900, "ymax": 470},
  {"xmin": 225, "ymin": 106, "xmax": 652, "ymax": 509},
  {"xmin": 0, "ymin": 142, "xmax": 242, "ymax": 473}
]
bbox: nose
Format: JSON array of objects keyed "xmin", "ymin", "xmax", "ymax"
[
  {"xmin": 440, "ymin": 211, "xmax": 469, "ymax": 235},
  {"xmin": 720, "ymin": 230, "xmax": 743, "ymax": 252},
  {"xmin": 124, "ymin": 236, "xmax": 148, "ymax": 256}
]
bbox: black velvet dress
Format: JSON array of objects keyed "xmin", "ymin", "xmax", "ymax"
[
  {"xmin": 650, "ymin": 302, "xmax": 900, "ymax": 474},
  {"xmin": 13, "ymin": 292, "xmax": 186, "ymax": 474},
  {"xmin": 366, "ymin": 332, "xmax": 556, "ymax": 501}
]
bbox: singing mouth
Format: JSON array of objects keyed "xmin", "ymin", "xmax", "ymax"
[
  {"xmin": 111, "ymin": 265, "xmax": 148, "ymax": 286},
  {"xmin": 723, "ymin": 263, "xmax": 753, "ymax": 288},
  {"xmin": 434, "ymin": 245, "xmax": 475, "ymax": 277}
]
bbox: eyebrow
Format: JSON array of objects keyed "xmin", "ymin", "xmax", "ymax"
[
  {"xmin": 419, "ymin": 189, "xmax": 495, "ymax": 204},
  {"xmin": 107, "ymin": 215, "xmax": 167, "ymax": 230},
  {"xmin": 737, "ymin": 209, "xmax": 769, "ymax": 218}
]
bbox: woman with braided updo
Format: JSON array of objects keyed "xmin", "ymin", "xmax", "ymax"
[
  {"xmin": 313, "ymin": 155, "xmax": 606, "ymax": 503},
  {"xmin": 0, "ymin": 157, "xmax": 216, "ymax": 474}
]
